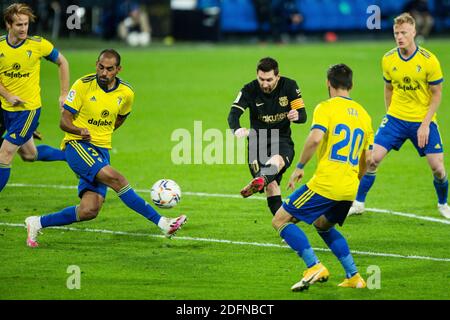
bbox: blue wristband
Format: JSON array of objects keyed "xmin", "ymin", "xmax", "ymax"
[{"xmin": 296, "ymin": 163, "xmax": 305, "ymax": 169}]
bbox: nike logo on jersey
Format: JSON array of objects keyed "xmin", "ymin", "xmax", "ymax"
[{"xmin": 256, "ymin": 102, "xmax": 264, "ymax": 107}]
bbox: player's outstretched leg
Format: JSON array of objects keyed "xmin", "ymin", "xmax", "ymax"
[
  {"xmin": 240, "ymin": 176, "xmax": 265, "ymax": 198},
  {"xmin": 35, "ymin": 145, "xmax": 66, "ymax": 161},
  {"xmin": 25, "ymin": 206, "xmax": 79, "ymax": 247},
  {"xmin": 157, "ymin": 215, "xmax": 188, "ymax": 238},
  {"xmin": 241, "ymin": 160, "xmax": 281, "ymax": 198},
  {"xmin": 25, "ymin": 216, "xmax": 42, "ymax": 248},
  {"xmin": 116, "ymin": 184, "xmax": 187, "ymax": 238},
  {"xmin": 240, "ymin": 166, "xmax": 280, "ymax": 198},
  {"xmin": 267, "ymin": 195, "xmax": 282, "ymax": 215},
  {"xmin": 348, "ymin": 171, "xmax": 376, "ymax": 216}
]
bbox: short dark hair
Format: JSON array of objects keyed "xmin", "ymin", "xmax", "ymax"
[
  {"xmin": 98, "ymin": 49, "xmax": 121, "ymax": 66},
  {"xmin": 327, "ymin": 64, "xmax": 353, "ymax": 90},
  {"xmin": 257, "ymin": 57, "xmax": 279, "ymax": 75}
]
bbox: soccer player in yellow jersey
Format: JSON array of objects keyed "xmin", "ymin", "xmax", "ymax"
[
  {"xmin": 349, "ymin": 13, "xmax": 450, "ymax": 219},
  {"xmin": 24, "ymin": 49, "xmax": 186, "ymax": 247},
  {"xmin": 272, "ymin": 64, "xmax": 374, "ymax": 291},
  {"xmin": 0, "ymin": 3, "xmax": 70, "ymax": 192}
]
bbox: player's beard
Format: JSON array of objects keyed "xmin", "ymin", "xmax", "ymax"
[
  {"xmin": 327, "ymin": 85, "xmax": 331, "ymax": 98},
  {"xmin": 261, "ymin": 86, "xmax": 272, "ymax": 94},
  {"xmin": 98, "ymin": 76, "xmax": 112, "ymax": 90},
  {"xmin": 261, "ymin": 82, "xmax": 277, "ymax": 94}
]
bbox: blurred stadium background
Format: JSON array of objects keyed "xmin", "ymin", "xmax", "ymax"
[{"xmin": 0, "ymin": 0, "xmax": 449, "ymax": 45}]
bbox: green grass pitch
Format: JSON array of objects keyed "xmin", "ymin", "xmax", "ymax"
[{"xmin": 0, "ymin": 39, "xmax": 449, "ymax": 300}]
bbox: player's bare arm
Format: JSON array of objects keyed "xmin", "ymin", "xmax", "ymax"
[
  {"xmin": 384, "ymin": 82, "xmax": 393, "ymax": 112},
  {"xmin": 60, "ymin": 109, "xmax": 91, "ymax": 141},
  {"xmin": 55, "ymin": 52, "xmax": 70, "ymax": 109},
  {"xmin": 288, "ymin": 128, "xmax": 325, "ymax": 190},
  {"xmin": 287, "ymin": 108, "xmax": 307, "ymax": 123},
  {"xmin": 287, "ymin": 109, "xmax": 299, "ymax": 121},
  {"xmin": 114, "ymin": 114, "xmax": 128, "ymax": 130},
  {"xmin": 417, "ymin": 83, "xmax": 442, "ymax": 148},
  {"xmin": 0, "ymin": 82, "xmax": 25, "ymax": 106}
]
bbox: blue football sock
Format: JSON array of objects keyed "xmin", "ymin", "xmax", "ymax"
[
  {"xmin": 280, "ymin": 223, "xmax": 319, "ymax": 268},
  {"xmin": 355, "ymin": 172, "xmax": 376, "ymax": 202},
  {"xmin": 317, "ymin": 227, "xmax": 358, "ymax": 278},
  {"xmin": 117, "ymin": 185, "xmax": 161, "ymax": 225},
  {"xmin": 40, "ymin": 206, "xmax": 78, "ymax": 227},
  {"xmin": 0, "ymin": 164, "xmax": 11, "ymax": 192},
  {"xmin": 433, "ymin": 175, "xmax": 448, "ymax": 205},
  {"xmin": 36, "ymin": 145, "xmax": 66, "ymax": 161}
]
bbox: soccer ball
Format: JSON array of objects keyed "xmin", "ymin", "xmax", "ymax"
[{"xmin": 150, "ymin": 179, "xmax": 181, "ymax": 209}]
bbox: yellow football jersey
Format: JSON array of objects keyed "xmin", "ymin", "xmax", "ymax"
[
  {"xmin": 0, "ymin": 35, "xmax": 57, "ymax": 111},
  {"xmin": 306, "ymin": 96, "xmax": 374, "ymax": 201},
  {"xmin": 61, "ymin": 74, "xmax": 134, "ymax": 149},
  {"xmin": 382, "ymin": 46, "xmax": 443, "ymax": 122}
]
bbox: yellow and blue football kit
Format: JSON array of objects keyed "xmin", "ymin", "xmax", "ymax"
[
  {"xmin": 63, "ymin": 74, "xmax": 134, "ymax": 197},
  {"xmin": 283, "ymin": 96, "xmax": 374, "ymax": 225},
  {"xmin": 0, "ymin": 35, "xmax": 59, "ymax": 145},
  {"xmin": 0, "ymin": 35, "xmax": 58, "ymax": 111},
  {"xmin": 34, "ymin": 73, "xmax": 172, "ymax": 241},
  {"xmin": 382, "ymin": 46, "xmax": 443, "ymax": 122},
  {"xmin": 62, "ymin": 73, "xmax": 134, "ymax": 149},
  {"xmin": 376, "ymin": 46, "xmax": 444, "ymax": 156}
]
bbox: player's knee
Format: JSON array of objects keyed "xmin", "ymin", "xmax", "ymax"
[
  {"xmin": 113, "ymin": 174, "xmax": 128, "ymax": 190},
  {"xmin": 313, "ymin": 216, "xmax": 333, "ymax": 231},
  {"xmin": 270, "ymin": 155, "xmax": 285, "ymax": 169},
  {"xmin": 78, "ymin": 199, "xmax": 102, "ymax": 221},
  {"xmin": 19, "ymin": 152, "xmax": 36, "ymax": 162},
  {"xmin": 271, "ymin": 215, "xmax": 281, "ymax": 230},
  {"xmin": 104, "ymin": 172, "xmax": 128, "ymax": 191},
  {"xmin": 271, "ymin": 209, "xmax": 286, "ymax": 230},
  {"xmin": 368, "ymin": 158, "xmax": 380, "ymax": 171},
  {"xmin": 78, "ymin": 205, "xmax": 101, "ymax": 221},
  {"xmin": 0, "ymin": 152, "xmax": 13, "ymax": 165},
  {"xmin": 432, "ymin": 166, "xmax": 446, "ymax": 179},
  {"xmin": 313, "ymin": 221, "xmax": 330, "ymax": 232}
]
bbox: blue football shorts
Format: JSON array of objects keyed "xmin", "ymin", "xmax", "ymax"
[
  {"xmin": 3, "ymin": 108, "xmax": 41, "ymax": 146},
  {"xmin": 374, "ymin": 114, "xmax": 443, "ymax": 157},
  {"xmin": 65, "ymin": 140, "xmax": 110, "ymax": 198},
  {"xmin": 282, "ymin": 185, "xmax": 352, "ymax": 226}
]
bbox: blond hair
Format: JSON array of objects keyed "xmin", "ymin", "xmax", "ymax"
[
  {"xmin": 394, "ymin": 12, "xmax": 416, "ymax": 26},
  {"xmin": 3, "ymin": 3, "xmax": 36, "ymax": 27}
]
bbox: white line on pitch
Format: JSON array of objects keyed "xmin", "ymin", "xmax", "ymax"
[
  {"xmin": 7, "ymin": 183, "xmax": 450, "ymax": 225},
  {"xmin": 1, "ymin": 222, "xmax": 449, "ymax": 262}
]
